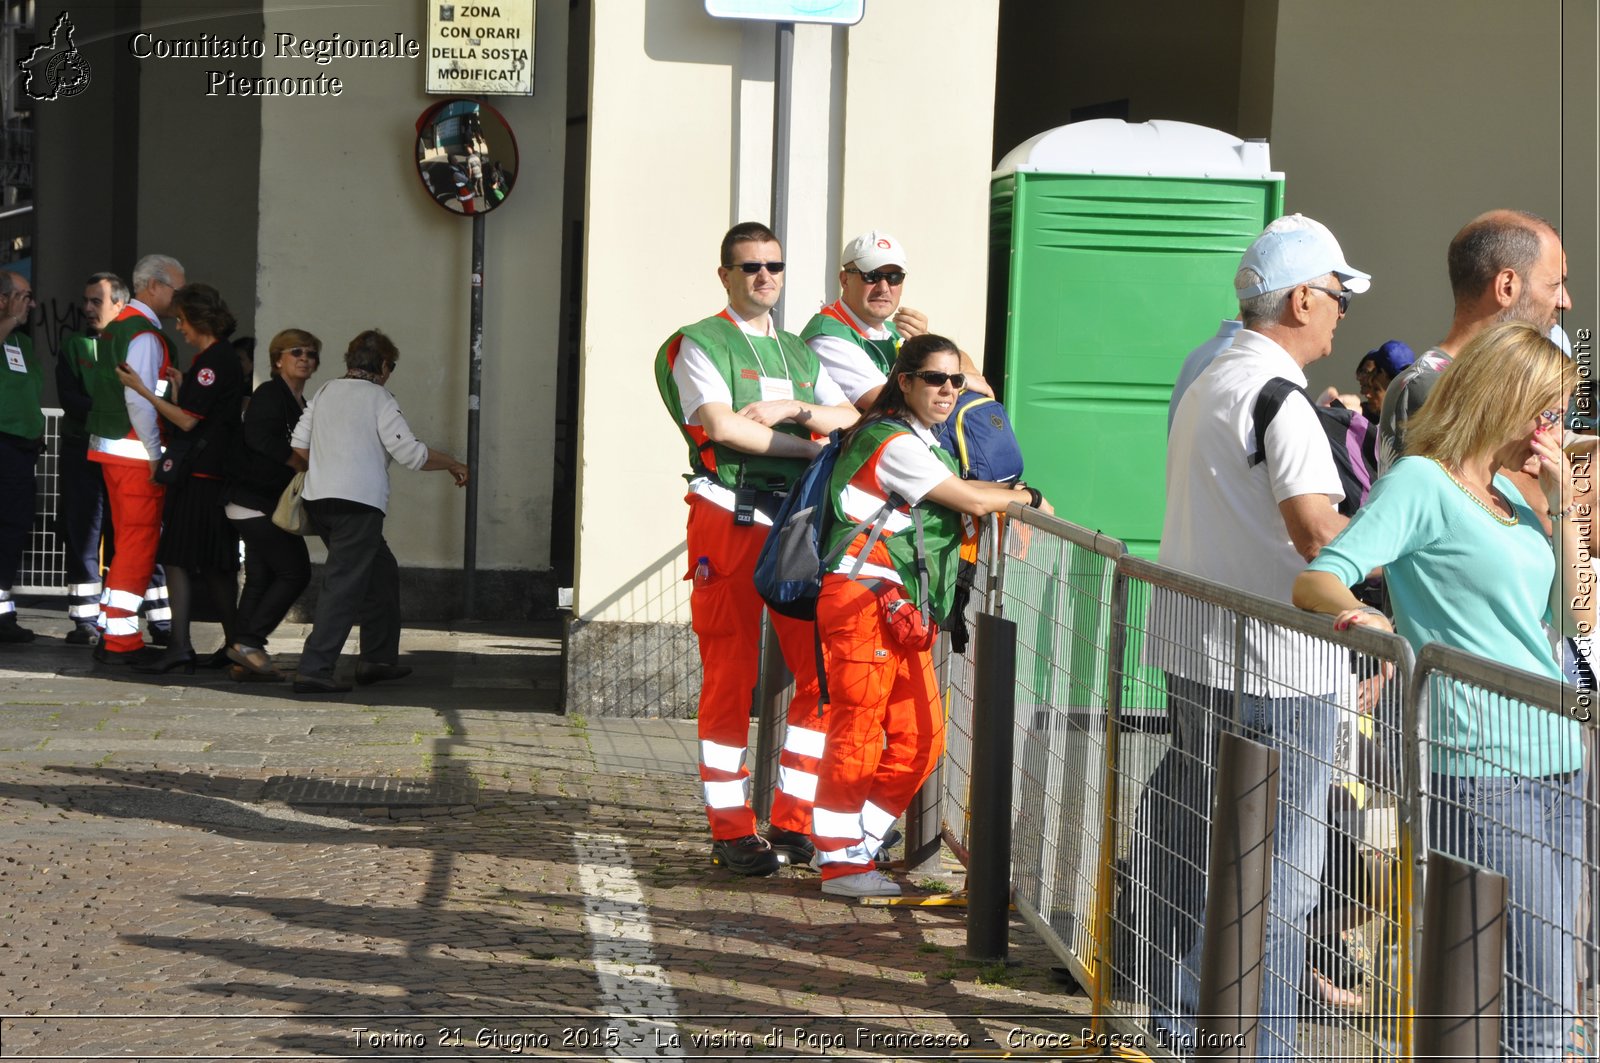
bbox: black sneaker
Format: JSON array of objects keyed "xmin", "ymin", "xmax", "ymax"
[
  {"xmin": 764, "ymin": 827, "xmax": 816, "ymax": 867},
  {"xmin": 710, "ymin": 835, "xmax": 781, "ymax": 877},
  {"xmin": 64, "ymin": 622, "xmax": 101, "ymax": 646},
  {"xmin": 0, "ymin": 618, "xmax": 35, "ymax": 643},
  {"xmin": 147, "ymin": 627, "xmax": 171, "ymax": 647}
]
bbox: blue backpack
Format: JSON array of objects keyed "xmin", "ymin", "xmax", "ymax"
[
  {"xmin": 754, "ymin": 430, "xmax": 904, "ymax": 621},
  {"xmin": 931, "ymin": 391, "xmax": 1024, "ymax": 482}
]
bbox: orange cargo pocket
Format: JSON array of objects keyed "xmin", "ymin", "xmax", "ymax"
[
  {"xmin": 825, "ymin": 640, "xmax": 896, "ymax": 714},
  {"xmin": 690, "ymin": 567, "xmax": 742, "ymax": 640}
]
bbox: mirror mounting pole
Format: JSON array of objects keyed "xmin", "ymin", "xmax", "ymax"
[{"xmin": 464, "ymin": 211, "xmax": 485, "ymax": 619}]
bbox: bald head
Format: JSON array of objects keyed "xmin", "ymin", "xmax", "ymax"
[
  {"xmin": 1445, "ymin": 209, "xmax": 1569, "ymax": 332},
  {"xmin": 1448, "ymin": 210, "xmax": 1554, "ymax": 300}
]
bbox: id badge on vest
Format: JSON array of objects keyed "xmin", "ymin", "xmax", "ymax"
[
  {"xmin": 3, "ymin": 343, "xmax": 24, "ymax": 374},
  {"xmin": 759, "ymin": 376, "xmax": 794, "ymax": 403}
]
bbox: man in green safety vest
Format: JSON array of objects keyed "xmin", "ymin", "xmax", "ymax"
[
  {"xmin": 0, "ymin": 270, "xmax": 42, "ymax": 642},
  {"xmin": 654, "ymin": 221, "xmax": 858, "ymax": 878},
  {"xmin": 801, "ymin": 230, "xmax": 991, "ymax": 411}
]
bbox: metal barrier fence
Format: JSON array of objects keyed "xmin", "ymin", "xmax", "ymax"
[
  {"xmin": 987, "ymin": 508, "xmax": 1125, "ymax": 1001},
  {"xmin": 934, "ymin": 507, "xmax": 1420, "ymax": 1061},
  {"xmin": 18, "ymin": 408, "xmax": 65, "ymax": 595},
  {"xmin": 1409, "ymin": 642, "xmax": 1597, "ymax": 1063},
  {"xmin": 1106, "ymin": 554, "xmax": 1413, "ymax": 1061}
]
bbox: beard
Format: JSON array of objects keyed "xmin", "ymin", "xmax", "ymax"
[{"xmin": 1497, "ymin": 288, "xmax": 1556, "ymax": 330}]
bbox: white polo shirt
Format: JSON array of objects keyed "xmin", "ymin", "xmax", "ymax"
[{"xmin": 1149, "ymin": 328, "xmax": 1344, "ymax": 697}]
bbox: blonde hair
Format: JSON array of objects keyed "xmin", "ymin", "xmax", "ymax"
[
  {"xmin": 268, "ymin": 328, "xmax": 321, "ymax": 374},
  {"xmin": 1405, "ymin": 320, "xmax": 1575, "ymax": 467}
]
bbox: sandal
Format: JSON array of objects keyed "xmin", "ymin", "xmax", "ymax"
[
  {"xmin": 1566, "ymin": 1017, "xmax": 1593, "ymax": 1063},
  {"xmin": 226, "ymin": 643, "xmax": 276, "ymax": 677}
]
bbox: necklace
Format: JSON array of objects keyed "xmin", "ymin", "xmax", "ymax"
[{"xmin": 1431, "ymin": 459, "xmax": 1517, "ymax": 526}]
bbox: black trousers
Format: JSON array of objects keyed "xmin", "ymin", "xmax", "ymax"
[
  {"xmin": 56, "ymin": 436, "xmax": 106, "ymax": 586},
  {"xmin": 0, "ymin": 439, "xmax": 36, "ymax": 589},
  {"xmin": 230, "ymin": 514, "xmax": 312, "ymax": 648},
  {"xmin": 298, "ymin": 498, "xmax": 400, "ymax": 679}
]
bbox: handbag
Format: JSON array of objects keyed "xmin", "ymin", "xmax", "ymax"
[
  {"xmin": 152, "ymin": 437, "xmax": 201, "ymax": 486},
  {"xmin": 272, "ymin": 470, "xmax": 311, "ymax": 535}
]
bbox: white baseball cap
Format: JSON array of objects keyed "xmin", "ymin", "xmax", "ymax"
[
  {"xmin": 1235, "ymin": 214, "xmax": 1371, "ymax": 298},
  {"xmin": 841, "ymin": 230, "xmax": 908, "ymax": 272}
]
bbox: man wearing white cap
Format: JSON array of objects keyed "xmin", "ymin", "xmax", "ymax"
[
  {"xmin": 801, "ymin": 230, "xmax": 990, "ymax": 411},
  {"xmin": 1139, "ymin": 213, "xmax": 1371, "ymax": 1059}
]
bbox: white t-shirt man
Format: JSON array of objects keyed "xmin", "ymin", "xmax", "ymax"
[
  {"xmin": 670, "ymin": 305, "xmax": 849, "ymax": 523},
  {"xmin": 1150, "ymin": 328, "xmax": 1345, "ymax": 697}
]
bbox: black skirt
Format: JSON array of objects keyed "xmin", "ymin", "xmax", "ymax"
[{"xmin": 158, "ymin": 475, "xmax": 240, "ymax": 572}]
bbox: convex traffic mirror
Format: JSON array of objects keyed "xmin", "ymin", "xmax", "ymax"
[{"xmin": 415, "ymin": 99, "xmax": 519, "ymax": 215}]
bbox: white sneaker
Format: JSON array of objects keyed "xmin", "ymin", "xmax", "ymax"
[{"xmin": 821, "ymin": 870, "xmax": 901, "ymax": 898}]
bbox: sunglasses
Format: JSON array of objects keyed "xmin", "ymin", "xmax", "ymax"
[
  {"xmin": 1306, "ymin": 284, "xmax": 1351, "ymax": 314},
  {"xmin": 726, "ymin": 260, "xmax": 785, "ymax": 275},
  {"xmin": 282, "ymin": 347, "xmax": 320, "ymax": 360},
  {"xmin": 845, "ymin": 268, "xmax": 906, "ymax": 286},
  {"xmin": 906, "ymin": 370, "xmax": 965, "ymax": 389}
]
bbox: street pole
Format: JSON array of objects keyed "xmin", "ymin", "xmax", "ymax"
[
  {"xmin": 464, "ymin": 210, "xmax": 484, "ymax": 618},
  {"xmin": 769, "ymin": 21, "xmax": 793, "ymax": 328}
]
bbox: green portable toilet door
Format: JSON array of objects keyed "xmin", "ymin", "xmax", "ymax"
[{"xmin": 1000, "ymin": 172, "xmax": 1283, "ymax": 558}]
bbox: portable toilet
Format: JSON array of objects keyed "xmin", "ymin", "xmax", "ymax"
[{"xmin": 988, "ymin": 119, "xmax": 1284, "ymax": 557}]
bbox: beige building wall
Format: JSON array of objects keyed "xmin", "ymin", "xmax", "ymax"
[
  {"xmin": 1266, "ymin": 0, "xmax": 1595, "ymax": 392},
  {"xmin": 255, "ymin": 2, "xmax": 568, "ymax": 577},
  {"xmin": 571, "ymin": 0, "xmax": 1001, "ymax": 627}
]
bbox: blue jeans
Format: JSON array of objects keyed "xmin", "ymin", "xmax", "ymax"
[
  {"xmin": 1139, "ymin": 676, "xmax": 1338, "ymax": 1061},
  {"xmin": 1430, "ymin": 771, "xmax": 1584, "ymax": 1062}
]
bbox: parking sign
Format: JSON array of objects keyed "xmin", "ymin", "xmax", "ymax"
[{"xmin": 704, "ymin": 1, "xmax": 866, "ymax": 26}]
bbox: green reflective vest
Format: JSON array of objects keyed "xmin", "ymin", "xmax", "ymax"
[
  {"xmin": 0, "ymin": 331, "xmax": 42, "ymax": 441},
  {"xmin": 654, "ymin": 313, "xmax": 821, "ymax": 491},
  {"xmin": 823, "ymin": 419, "xmax": 963, "ymax": 621},
  {"xmin": 800, "ymin": 302, "xmax": 901, "ymax": 376},
  {"xmin": 85, "ymin": 309, "xmax": 168, "ymax": 443}
]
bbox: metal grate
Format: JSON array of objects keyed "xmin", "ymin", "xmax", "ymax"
[
  {"xmin": 259, "ymin": 776, "xmax": 477, "ymax": 807},
  {"xmin": 17, "ymin": 407, "xmax": 64, "ymax": 595}
]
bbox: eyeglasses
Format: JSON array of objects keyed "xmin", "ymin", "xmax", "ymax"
[
  {"xmin": 726, "ymin": 261, "xmax": 785, "ymax": 275},
  {"xmin": 282, "ymin": 347, "xmax": 319, "ymax": 360},
  {"xmin": 845, "ymin": 268, "xmax": 906, "ymax": 286},
  {"xmin": 1538, "ymin": 407, "xmax": 1564, "ymax": 427},
  {"xmin": 907, "ymin": 370, "xmax": 965, "ymax": 389},
  {"xmin": 1306, "ymin": 285, "xmax": 1351, "ymax": 314},
  {"xmin": 7, "ymin": 290, "xmax": 33, "ymax": 303}
]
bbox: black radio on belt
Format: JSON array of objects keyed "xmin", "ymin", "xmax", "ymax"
[{"xmin": 733, "ymin": 486, "xmax": 757, "ymax": 526}]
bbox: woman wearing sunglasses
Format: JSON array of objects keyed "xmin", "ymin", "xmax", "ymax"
[
  {"xmin": 221, "ymin": 329, "xmax": 322, "ymax": 679},
  {"xmin": 1294, "ymin": 321, "xmax": 1590, "ymax": 1059},
  {"xmin": 810, "ymin": 333, "xmax": 1051, "ymax": 898}
]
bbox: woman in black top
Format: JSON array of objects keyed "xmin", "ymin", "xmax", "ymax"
[
  {"xmin": 115, "ymin": 284, "xmax": 244, "ymax": 673},
  {"xmin": 223, "ymin": 329, "xmax": 319, "ymax": 678}
]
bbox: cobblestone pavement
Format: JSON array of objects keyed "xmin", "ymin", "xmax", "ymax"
[{"xmin": 0, "ymin": 606, "xmax": 1091, "ymax": 1061}]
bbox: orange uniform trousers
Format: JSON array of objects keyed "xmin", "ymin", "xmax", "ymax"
[
  {"xmin": 97, "ymin": 463, "xmax": 165, "ymax": 653},
  {"xmin": 686, "ymin": 496, "xmax": 821, "ymax": 840},
  {"xmin": 810, "ymin": 574, "xmax": 946, "ymax": 881}
]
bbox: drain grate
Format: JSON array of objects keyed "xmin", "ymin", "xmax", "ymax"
[{"xmin": 260, "ymin": 776, "xmax": 476, "ymax": 807}]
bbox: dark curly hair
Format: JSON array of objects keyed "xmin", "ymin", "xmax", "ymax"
[
  {"xmin": 344, "ymin": 329, "xmax": 400, "ymax": 374},
  {"xmin": 171, "ymin": 283, "xmax": 237, "ymax": 340}
]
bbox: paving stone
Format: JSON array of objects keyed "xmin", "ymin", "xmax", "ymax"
[{"xmin": 0, "ymin": 607, "xmax": 1087, "ymax": 1059}]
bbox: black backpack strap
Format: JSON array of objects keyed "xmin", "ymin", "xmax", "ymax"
[{"xmin": 1248, "ymin": 376, "xmax": 1304, "ymax": 468}]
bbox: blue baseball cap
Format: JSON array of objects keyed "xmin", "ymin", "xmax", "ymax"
[
  {"xmin": 1236, "ymin": 214, "xmax": 1371, "ymax": 298},
  {"xmin": 1362, "ymin": 340, "xmax": 1415, "ymax": 377}
]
